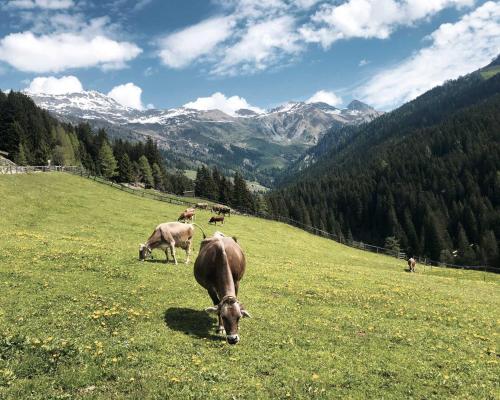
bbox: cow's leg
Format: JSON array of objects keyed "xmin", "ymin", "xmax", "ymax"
[
  {"xmin": 185, "ymin": 240, "xmax": 192, "ymax": 264},
  {"xmin": 207, "ymin": 288, "xmax": 224, "ymax": 334},
  {"xmin": 164, "ymin": 248, "xmax": 169, "ymax": 263},
  {"xmin": 170, "ymin": 242, "xmax": 178, "ymax": 265}
]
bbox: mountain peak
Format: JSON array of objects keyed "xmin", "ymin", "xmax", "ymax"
[
  {"xmin": 347, "ymin": 100, "xmax": 374, "ymax": 112},
  {"xmin": 487, "ymin": 54, "xmax": 500, "ymax": 67}
]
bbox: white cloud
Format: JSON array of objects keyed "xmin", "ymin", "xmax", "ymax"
[
  {"xmin": 183, "ymin": 92, "xmax": 264, "ymax": 116},
  {"xmin": 301, "ymin": 0, "xmax": 475, "ymax": 47},
  {"xmin": 107, "ymin": 83, "xmax": 145, "ymax": 110},
  {"xmin": 6, "ymin": 0, "xmax": 74, "ymax": 9},
  {"xmin": 359, "ymin": 59, "xmax": 369, "ymax": 66},
  {"xmin": 158, "ymin": 16, "xmax": 235, "ymax": 69},
  {"xmin": 25, "ymin": 75, "xmax": 83, "ymax": 94},
  {"xmin": 0, "ymin": 31, "xmax": 141, "ymax": 73},
  {"xmin": 156, "ymin": 0, "xmax": 476, "ymax": 76},
  {"xmin": 213, "ymin": 16, "xmax": 301, "ymax": 75},
  {"xmin": 358, "ymin": 1, "xmax": 500, "ymax": 110},
  {"xmin": 306, "ymin": 90, "xmax": 343, "ymax": 107}
]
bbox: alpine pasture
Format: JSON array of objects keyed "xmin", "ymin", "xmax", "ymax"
[{"xmin": 0, "ymin": 173, "xmax": 498, "ymax": 399}]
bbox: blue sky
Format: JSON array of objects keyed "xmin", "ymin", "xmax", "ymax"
[{"xmin": 0, "ymin": 0, "xmax": 499, "ymax": 113}]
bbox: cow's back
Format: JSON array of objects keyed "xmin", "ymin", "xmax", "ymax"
[
  {"xmin": 194, "ymin": 237, "xmax": 245, "ymax": 290},
  {"xmin": 157, "ymin": 222, "xmax": 194, "ymax": 241}
]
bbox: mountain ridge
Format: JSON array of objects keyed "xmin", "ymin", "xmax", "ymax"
[{"xmin": 28, "ymin": 90, "xmax": 383, "ymax": 184}]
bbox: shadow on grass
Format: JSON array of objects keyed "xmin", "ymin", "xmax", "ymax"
[
  {"xmin": 164, "ymin": 308, "xmax": 221, "ymax": 341},
  {"xmin": 143, "ymin": 259, "xmax": 168, "ymax": 264}
]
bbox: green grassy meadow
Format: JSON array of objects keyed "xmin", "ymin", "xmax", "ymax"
[{"xmin": 0, "ymin": 173, "xmax": 499, "ymax": 399}]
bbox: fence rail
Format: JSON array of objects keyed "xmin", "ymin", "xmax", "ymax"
[{"xmin": 3, "ymin": 164, "xmax": 498, "ymax": 274}]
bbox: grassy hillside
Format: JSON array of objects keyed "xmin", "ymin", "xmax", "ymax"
[{"xmin": 0, "ymin": 173, "xmax": 498, "ymax": 399}]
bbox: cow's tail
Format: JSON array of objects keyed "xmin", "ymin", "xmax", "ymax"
[{"xmin": 192, "ymin": 223, "xmax": 206, "ymax": 239}]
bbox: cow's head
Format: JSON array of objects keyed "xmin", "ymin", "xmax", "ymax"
[
  {"xmin": 206, "ymin": 295, "xmax": 251, "ymax": 345},
  {"xmin": 139, "ymin": 244, "xmax": 151, "ymax": 261}
]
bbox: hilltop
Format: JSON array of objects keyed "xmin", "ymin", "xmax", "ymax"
[
  {"xmin": 0, "ymin": 173, "xmax": 498, "ymax": 399},
  {"xmin": 270, "ymin": 58, "xmax": 500, "ymax": 268}
]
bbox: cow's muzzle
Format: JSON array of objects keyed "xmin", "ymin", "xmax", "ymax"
[{"xmin": 227, "ymin": 334, "xmax": 239, "ymax": 345}]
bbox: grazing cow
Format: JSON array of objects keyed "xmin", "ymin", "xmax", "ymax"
[
  {"xmin": 209, "ymin": 216, "xmax": 224, "ymax": 225},
  {"xmin": 178, "ymin": 211, "xmax": 195, "ymax": 222},
  {"xmin": 212, "ymin": 204, "xmax": 231, "ymax": 217},
  {"xmin": 408, "ymin": 257, "xmax": 416, "ymax": 272},
  {"xmin": 139, "ymin": 222, "xmax": 205, "ymax": 264},
  {"xmin": 194, "ymin": 232, "xmax": 250, "ymax": 344},
  {"xmin": 195, "ymin": 203, "xmax": 208, "ymax": 210}
]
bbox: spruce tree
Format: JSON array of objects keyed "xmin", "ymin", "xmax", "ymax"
[
  {"xmin": 152, "ymin": 163, "xmax": 164, "ymax": 190},
  {"xmin": 98, "ymin": 141, "xmax": 118, "ymax": 179},
  {"xmin": 138, "ymin": 155, "xmax": 154, "ymax": 188},
  {"xmin": 15, "ymin": 143, "xmax": 27, "ymax": 166},
  {"xmin": 117, "ymin": 153, "xmax": 133, "ymax": 183}
]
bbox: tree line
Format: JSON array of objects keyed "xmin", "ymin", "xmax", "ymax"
[
  {"xmin": 194, "ymin": 165, "xmax": 259, "ymax": 212},
  {"xmin": 0, "ymin": 90, "xmax": 192, "ymax": 194}
]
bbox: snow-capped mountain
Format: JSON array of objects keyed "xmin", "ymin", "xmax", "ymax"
[{"xmin": 28, "ymin": 90, "xmax": 383, "ymax": 184}]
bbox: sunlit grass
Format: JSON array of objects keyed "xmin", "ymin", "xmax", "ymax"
[{"xmin": 0, "ymin": 173, "xmax": 498, "ymax": 399}]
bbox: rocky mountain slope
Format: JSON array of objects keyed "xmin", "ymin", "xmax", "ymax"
[{"xmin": 29, "ymin": 90, "xmax": 382, "ymax": 184}]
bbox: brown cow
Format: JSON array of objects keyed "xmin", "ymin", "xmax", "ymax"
[
  {"xmin": 209, "ymin": 215, "xmax": 224, "ymax": 225},
  {"xmin": 212, "ymin": 204, "xmax": 231, "ymax": 217},
  {"xmin": 195, "ymin": 203, "xmax": 208, "ymax": 210},
  {"xmin": 139, "ymin": 222, "xmax": 205, "ymax": 264},
  {"xmin": 194, "ymin": 232, "xmax": 250, "ymax": 344},
  {"xmin": 178, "ymin": 211, "xmax": 195, "ymax": 222},
  {"xmin": 408, "ymin": 257, "xmax": 416, "ymax": 272}
]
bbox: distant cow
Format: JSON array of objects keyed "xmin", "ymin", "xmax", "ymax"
[
  {"xmin": 212, "ymin": 204, "xmax": 231, "ymax": 217},
  {"xmin": 408, "ymin": 257, "xmax": 416, "ymax": 272},
  {"xmin": 184, "ymin": 207, "xmax": 196, "ymax": 213},
  {"xmin": 195, "ymin": 203, "xmax": 208, "ymax": 210},
  {"xmin": 209, "ymin": 216, "xmax": 224, "ymax": 225},
  {"xmin": 139, "ymin": 222, "xmax": 205, "ymax": 264},
  {"xmin": 194, "ymin": 232, "xmax": 250, "ymax": 344},
  {"xmin": 178, "ymin": 211, "xmax": 195, "ymax": 222}
]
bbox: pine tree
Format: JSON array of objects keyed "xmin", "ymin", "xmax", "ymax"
[
  {"xmin": 232, "ymin": 172, "xmax": 254, "ymax": 211},
  {"xmin": 479, "ymin": 230, "xmax": 498, "ymax": 266},
  {"xmin": 117, "ymin": 153, "xmax": 133, "ymax": 183},
  {"xmin": 456, "ymin": 223, "xmax": 475, "ymax": 264},
  {"xmin": 384, "ymin": 236, "xmax": 400, "ymax": 255},
  {"xmin": 138, "ymin": 155, "xmax": 154, "ymax": 188},
  {"xmin": 152, "ymin": 163, "xmax": 164, "ymax": 190},
  {"xmin": 14, "ymin": 143, "xmax": 27, "ymax": 166},
  {"xmin": 98, "ymin": 141, "xmax": 117, "ymax": 179}
]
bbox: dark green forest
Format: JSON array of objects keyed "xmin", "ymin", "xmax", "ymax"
[
  {"xmin": 267, "ymin": 66, "xmax": 500, "ymax": 267},
  {"xmin": 194, "ymin": 165, "xmax": 258, "ymax": 212}
]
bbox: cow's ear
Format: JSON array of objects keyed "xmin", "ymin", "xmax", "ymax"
[
  {"xmin": 205, "ymin": 306, "xmax": 218, "ymax": 314},
  {"xmin": 241, "ymin": 310, "xmax": 252, "ymax": 318}
]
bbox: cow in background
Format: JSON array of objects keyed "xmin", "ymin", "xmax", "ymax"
[
  {"xmin": 178, "ymin": 211, "xmax": 195, "ymax": 222},
  {"xmin": 408, "ymin": 257, "xmax": 416, "ymax": 272},
  {"xmin": 212, "ymin": 204, "xmax": 231, "ymax": 217},
  {"xmin": 209, "ymin": 216, "xmax": 224, "ymax": 225},
  {"xmin": 139, "ymin": 222, "xmax": 205, "ymax": 264}
]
